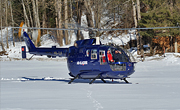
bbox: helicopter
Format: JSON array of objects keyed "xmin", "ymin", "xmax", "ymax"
[
  {"xmin": 21, "ymin": 25, "xmax": 179, "ymax": 84},
  {"xmin": 22, "ymin": 30, "xmax": 137, "ymax": 84}
]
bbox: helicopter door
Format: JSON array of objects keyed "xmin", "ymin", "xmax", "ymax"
[
  {"xmin": 90, "ymin": 49, "xmax": 99, "ymax": 70},
  {"xmin": 99, "ymin": 50, "xmax": 107, "ymax": 65},
  {"xmin": 99, "ymin": 50, "xmax": 108, "ymax": 70}
]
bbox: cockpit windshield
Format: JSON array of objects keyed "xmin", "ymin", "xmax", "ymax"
[
  {"xmin": 121, "ymin": 48, "xmax": 136, "ymax": 62},
  {"xmin": 107, "ymin": 47, "xmax": 136, "ymax": 63}
]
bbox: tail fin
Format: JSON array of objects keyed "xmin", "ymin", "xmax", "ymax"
[{"xmin": 23, "ymin": 32, "xmax": 36, "ymax": 51}]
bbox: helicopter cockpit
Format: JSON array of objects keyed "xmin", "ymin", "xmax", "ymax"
[{"xmin": 108, "ymin": 47, "xmax": 136, "ymax": 71}]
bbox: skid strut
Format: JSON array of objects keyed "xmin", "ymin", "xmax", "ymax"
[
  {"xmin": 26, "ymin": 55, "xmax": 34, "ymax": 60},
  {"xmin": 122, "ymin": 78, "xmax": 129, "ymax": 83},
  {"xmin": 68, "ymin": 73, "xmax": 107, "ymax": 84},
  {"xmin": 89, "ymin": 73, "xmax": 106, "ymax": 84},
  {"xmin": 68, "ymin": 74, "xmax": 79, "ymax": 84}
]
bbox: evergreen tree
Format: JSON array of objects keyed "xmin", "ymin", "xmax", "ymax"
[{"xmin": 139, "ymin": 0, "xmax": 180, "ymax": 38}]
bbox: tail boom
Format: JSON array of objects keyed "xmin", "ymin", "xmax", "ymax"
[{"xmin": 23, "ymin": 31, "xmax": 68, "ymax": 57}]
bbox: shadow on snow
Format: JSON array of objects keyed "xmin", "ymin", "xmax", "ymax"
[{"xmin": 21, "ymin": 77, "xmax": 132, "ymax": 84}]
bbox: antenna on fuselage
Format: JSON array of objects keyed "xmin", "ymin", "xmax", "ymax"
[{"xmin": 95, "ymin": 36, "xmax": 100, "ymax": 45}]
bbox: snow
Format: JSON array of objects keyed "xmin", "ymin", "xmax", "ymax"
[
  {"xmin": 1, "ymin": 53, "xmax": 180, "ymax": 110},
  {"xmin": 1, "ymin": 19, "xmax": 180, "ymax": 110}
]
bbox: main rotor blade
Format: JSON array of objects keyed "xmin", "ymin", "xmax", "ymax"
[{"xmin": 2, "ymin": 26, "xmax": 180, "ymax": 31}]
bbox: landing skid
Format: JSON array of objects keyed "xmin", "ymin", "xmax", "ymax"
[
  {"xmin": 68, "ymin": 73, "xmax": 107, "ymax": 84},
  {"xmin": 68, "ymin": 74, "xmax": 129, "ymax": 84}
]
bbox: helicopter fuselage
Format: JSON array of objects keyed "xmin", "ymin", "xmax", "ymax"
[{"xmin": 67, "ymin": 45, "xmax": 135, "ymax": 80}]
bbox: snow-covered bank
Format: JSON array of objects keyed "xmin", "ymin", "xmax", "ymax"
[{"xmin": 1, "ymin": 55, "xmax": 180, "ymax": 110}]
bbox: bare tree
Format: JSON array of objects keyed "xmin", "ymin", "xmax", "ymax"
[
  {"xmin": 132, "ymin": 0, "xmax": 137, "ymax": 28},
  {"xmin": 93, "ymin": 0, "xmax": 103, "ymax": 37},
  {"xmin": 10, "ymin": 0, "xmax": 15, "ymax": 47},
  {"xmin": 42, "ymin": 0, "xmax": 47, "ymax": 35},
  {"xmin": 35, "ymin": 0, "xmax": 40, "ymax": 27},
  {"xmin": 64, "ymin": 0, "xmax": 69, "ymax": 45},
  {"xmin": 69, "ymin": 0, "xmax": 73, "ymax": 43},
  {"xmin": 0, "ymin": 0, "xmax": 5, "ymax": 51},
  {"xmin": 32, "ymin": 0, "xmax": 41, "ymax": 46},
  {"xmin": 5, "ymin": 0, "xmax": 9, "ymax": 49},
  {"xmin": 84, "ymin": 0, "xmax": 94, "ymax": 28},
  {"xmin": 76, "ymin": 0, "xmax": 83, "ymax": 40},
  {"xmin": 22, "ymin": 0, "xmax": 30, "ymax": 27},
  {"xmin": 135, "ymin": 0, "xmax": 141, "ymax": 55},
  {"xmin": 136, "ymin": 0, "xmax": 141, "ymax": 21},
  {"xmin": 27, "ymin": 0, "xmax": 34, "ymax": 27},
  {"xmin": 84, "ymin": 0, "xmax": 94, "ymax": 38},
  {"xmin": 55, "ymin": 0, "xmax": 63, "ymax": 46}
]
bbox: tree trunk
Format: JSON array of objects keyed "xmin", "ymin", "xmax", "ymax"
[
  {"xmin": 58, "ymin": 0, "xmax": 63, "ymax": 46},
  {"xmin": 84, "ymin": 0, "xmax": 94, "ymax": 28},
  {"xmin": 84, "ymin": 0, "xmax": 94, "ymax": 38},
  {"xmin": 32, "ymin": 0, "xmax": 37, "ymax": 27},
  {"xmin": 132, "ymin": 0, "xmax": 137, "ymax": 28},
  {"xmin": 42, "ymin": 0, "xmax": 47, "ymax": 35},
  {"xmin": 10, "ymin": 0, "xmax": 15, "ymax": 47},
  {"xmin": 64, "ymin": 0, "xmax": 69, "ymax": 45},
  {"xmin": 170, "ymin": 36, "xmax": 173, "ymax": 52},
  {"xmin": 22, "ymin": 0, "xmax": 30, "ymax": 27},
  {"xmin": 5, "ymin": 0, "xmax": 9, "ymax": 49},
  {"xmin": 136, "ymin": 0, "xmax": 142, "ymax": 55},
  {"xmin": 69, "ymin": 0, "xmax": 73, "ymax": 44},
  {"xmin": 136, "ymin": 31, "xmax": 141, "ymax": 55},
  {"xmin": 55, "ymin": 0, "xmax": 63, "ymax": 46},
  {"xmin": 32, "ymin": 0, "xmax": 41, "ymax": 46},
  {"xmin": 0, "ymin": 0, "xmax": 5, "ymax": 51},
  {"xmin": 77, "ymin": 0, "xmax": 83, "ymax": 40},
  {"xmin": 27, "ymin": 0, "xmax": 34, "ymax": 27},
  {"xmin": 35, "ymin": 0, "xmax": 40, "ymax": 28},
  {"xmin": 93, "ymin": 0, "xmax": 102, "ymax": 37},
  {"xmin": 175, "ymin": 37, "xmax": 178, "ymax": 53},
  {"xmin": 140, "ymin": 35, "xmax": 145, "ymax": 61},
  {"xmin": 136, "ymin": 0, "xmax": 141, "ymax": 21}
]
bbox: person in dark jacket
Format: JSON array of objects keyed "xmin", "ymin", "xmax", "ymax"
[{"xmin": 113, "ymin": 50, "xmax": 122, "ymax": 62}]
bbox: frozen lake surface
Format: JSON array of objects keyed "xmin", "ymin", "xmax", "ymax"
[{"xmin": 1, "ymin": 54, "xmax": 180, "ymax": 110}]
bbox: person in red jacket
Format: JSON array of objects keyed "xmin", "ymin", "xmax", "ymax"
[{"xmin": 107, "ymin": 50, "xmax": 114, "ymax": 62}]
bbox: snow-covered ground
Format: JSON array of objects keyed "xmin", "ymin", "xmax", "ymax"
[
  {"xmin": 1, "ymin": 53, "xmax": 180, "ymax": 110},
  {"xmin": 1, "ymin": 17, "xmax": 180, "ymax": 109}
]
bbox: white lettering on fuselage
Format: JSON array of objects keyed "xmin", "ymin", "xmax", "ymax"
[{"xmin": 77, "ymin": 61, "xmax": 88, "ymax": 65}]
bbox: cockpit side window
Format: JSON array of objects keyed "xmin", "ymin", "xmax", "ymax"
[
  {"xmin": 111, "ymin": 48, "xmax": 129, "ymax": 62},
  {"xmin": 91, "ymin": 49, "xmax": 97, "ymax": 59}
]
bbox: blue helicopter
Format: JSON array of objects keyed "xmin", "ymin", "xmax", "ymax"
[
  {"xmin": 22, "ymin": 31, "xmax": 136, "ymax": 84},
  {"xmin": 18, "ymin": 24, "xmax": 180, "ymax": 84}
]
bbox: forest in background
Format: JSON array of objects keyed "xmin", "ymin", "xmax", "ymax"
[{"xmin": 0, "ymin": 0, "xmax": 180, "ymax": 55}]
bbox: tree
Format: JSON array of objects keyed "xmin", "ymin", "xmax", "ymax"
[
  {"xmin": 64, "ymin": 0, "xmax": 69, "ymax": 45},
  {"xmin": 5, "ymin": 0, "xmax": 9, "ymax": 49},
  {"xmin": 0, "ymin": 0, "xmax": 5, "ymax": 51},
  {"xmin": 22, "ymin": 0, "xmax": 30, "ymax": 27},
  {"xmin": 10, "ymin": 0, "xmax": 15, "ymax": 47},
  {"xmin": 31, "ymin": 0, "xmax": 41, "ymax": 46},
  {"xmin": 55, "ymin": 0, "xmax": 63, "ymax": 46},
  {"xmin": 139, "ymin": 0, "xmax": 180, "ymax": 53}
]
